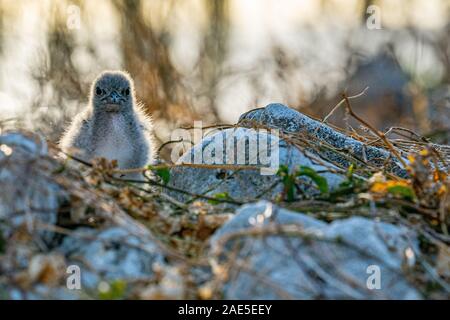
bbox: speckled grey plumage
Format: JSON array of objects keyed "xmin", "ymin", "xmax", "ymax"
[{"xmin": 59, "ymin": 71, "xmax": 155, "ymax": 179}]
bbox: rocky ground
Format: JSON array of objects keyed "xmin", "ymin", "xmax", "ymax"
[{"xmin": 0, "ymin": 103, "xmax": 449, "ymax": 299}]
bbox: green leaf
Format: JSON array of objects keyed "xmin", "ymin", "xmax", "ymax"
[
  {"xmin": 148, "ymin": 165, "xmax": 171, "ymax": 184},
  {"xmin": 98, "ymin": 280, "xmax": 127, "ymax": 300},
  {"xmin": 387, "ymin": 185, "xmax": 416, "ymax": 201},
  {"xmin": 156, "ymin": 168, "xmax": 171, "ymax": 184},
  {"xmin": 277, "ymin": 165, "xmax": 296, "ymax": 201},
  {"xmin": 296, "ymin": 166, "xmax": 329, "ymax": 194},
  {"xmin": 208, "ymin": 192, "xmax": 231, "ymax": 205}
]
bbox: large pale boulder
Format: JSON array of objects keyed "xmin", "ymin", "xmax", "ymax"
[
  {"xmin": 209, "ymin": 201, "xmax": 422, "ymax": 299},
  {"xmin": 168, "ymin": 127, "xmax": 345, "ymax": 206},
  {"xmin": 0, "ymin": 132, "xmax": 61, "ymax": 243},
  {"xmin": 239, "ymin": 103, "xmax": 409, "ymax": 177}
]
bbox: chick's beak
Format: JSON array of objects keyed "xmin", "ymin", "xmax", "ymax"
[
  {"xmin": 108, "ymin": 91, "xmax": 123, "ymax": 104},
  {"xmin": 104, "ymin": 91, "xmax": 124, "ymax": 112}
]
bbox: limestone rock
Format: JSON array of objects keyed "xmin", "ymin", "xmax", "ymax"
[
  {"xmin": 209, "ymin": 201, "xmax": 422, "ymax": 299},
  {"xmin": 57, "ymin": 226, "xmax": 167, "ymax": 291},
  {"xmin": 0, "ymin": 131, "xmax": 61, "ymax": 243},
  {"xmin": 168, "ymin": 127, "xmax": 344, "ymax": 206},
  {"xmin": 239, "ymin": 103, "xmax": 408, "ymax": 177}
]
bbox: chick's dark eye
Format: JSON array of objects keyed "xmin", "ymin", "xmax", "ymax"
[
  {"xmin": 95, "ymin": 87, "xmax": 102, "ymax": 96},
  {"xmin": 124, "ymin": 88, "xmax": 130, "ymax": 96}
]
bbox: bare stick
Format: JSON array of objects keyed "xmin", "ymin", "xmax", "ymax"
[
  {"xmin": 341, "ymin": 93, "xmax": 407, "ymax": 169},
  {"xmin": 322, "ymin": 87, "xmax": 370, "ymax": 124}
]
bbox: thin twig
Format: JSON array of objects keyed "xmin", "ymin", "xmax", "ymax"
[{"xmin": 322, "ymin": 87, "xmax": 370, "ymax": 124}]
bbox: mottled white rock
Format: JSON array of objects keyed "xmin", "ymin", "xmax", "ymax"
[
  {"xmin": 210, "ymin": 201, "xmax": 422, "ymax": 299},
  {"xmin": 0, "ymin": 132, "xmax": 60, "ymax": 243},
  {"xmin": 239, "ymin": 103, "xmax": 409, "ymax": 177},
  {"xmin": 168, "ymin": 127, "xmax": 345, "ymax": 206},
  {"xmin": 57, "ymin": 227, "xmax": 166, "ymax": 290}
]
